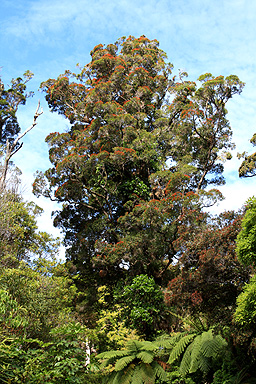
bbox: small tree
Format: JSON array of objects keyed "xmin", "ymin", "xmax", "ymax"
[{"xmin": 115, "ymin": 274, "xmax": 166, "ymax": 338}]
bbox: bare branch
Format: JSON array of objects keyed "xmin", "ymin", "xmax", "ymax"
[
  {"xmin": 12, "ymin": 101, "xmax": 43, "ymax": 147},
  {"xmin": 0, "ymin": 102, "xmax": 43, "ymax": 191}
]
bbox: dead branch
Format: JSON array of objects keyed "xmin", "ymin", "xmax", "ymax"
[{"xmin": 0, "ymin": 101, "xmax": 43, "ymax": 191}]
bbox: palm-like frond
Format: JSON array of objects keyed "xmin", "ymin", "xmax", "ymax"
[
  {"xmin": 97, "ymin": 349, "xmax": 128, "ymax": 360},
  {"xmin": 154, "ymin": 333, "xmax": 180, "ymax": 349},
  {"xmin": 151, "ymin": 360, "xmax": 167, "ymax": 382},
  {"xmin": 126, "ymin": 340, "xmax": 158, "ymax": 352},
  {"xmin": 200, "ymin": 332, "xmax": 227, "ymax": 358},
  {"xmin": 131, "ymin": 365, "xmax": 149, "ymax": 384},
  {"xmin": 179, "ymin": 339, "xmax": 194, "ymax": 375},
  {"xmin": 114, "ymin": 355, "xmax": 136, "ymax": 371},
  {"xmin": 97, "ymin": 349, "xmax": 128, "ymax": 368},
  {"xmin": 168, "ymin": 333, "xmax": 196, "ymax": 364},
  {"xmin": 140, "ymin": 363, "xmax": 154, "ymax": 381},
  {"xmin": 136, "ymin": 351, "xmax": 154, "ymax": 364}
]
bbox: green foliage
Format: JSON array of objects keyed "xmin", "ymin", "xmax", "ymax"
[
  {"xmin": 0, "ymin": 71, "xmax": 33, "ymax": 145},
  {"xmin": 115, "ymin": 274, "xmax": 166, "ymax": 337},
  {"xmin": 236, "ymin": 197, "xmax": 256, "ymax": 267},
  {"xmin": 0, "ymin": 263, "xmax": 77, "ymax": 340},
  {"xmin": 22, "ymin": 322, "xmax": 89, "ymax": 383},
  {"xmin": 0, "ymin": 288, "xmax": 91, "ymax": 383},
  {"xmin": 213, "ymin": 365, "xmax": 256, "ymax": 384},
  {"xmin": 161, "ymin": 369, "xmax": 196, "ymax": 384},
  {"xmin": 0, "ymin": 170, "xmax": 60, "ymax": 267},
  {"xmin": 92, "ymin": 285, "xmax": 140, "ymax": 351},
  {"xmin": 0, "ymin": 337, "xmax": 27, "ymax": 384},
  {"xmin": 234, "ymin": 275, "xmax": 256, "ymax": 328}
]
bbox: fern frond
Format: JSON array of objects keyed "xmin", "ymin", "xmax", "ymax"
[
  {"xmin": 127, "ymin": 340, "xmax": 150, "ymax": 353},
  {"xmin": 151, "ymin": 360, "xmax": 167, "ymax": 381},
  {"xmin": 114, "ymin": 355, "xmax": 136, "ymax": 371},
  {"xmin": 197, "ymin": 355, "xmax": 211, "ymax": 376},
  {"xmin": 97, "ymin": 349, "xmax": 128, "ymax": 368},
  {"xmin": 140, "ymin": 341, "xmax": 158, "ymax": 351},
  {"xmin": 168, "ymin": 332, "xmax": 190, "ymax": 347},
  {"xmin": 201, "ymin": 333, "xmax": 227, "ymax": 359},
  {"xmin": 179, "ymin": 340, "xmax": 194, "ymax": 376},
  {"xmin": 140, "ymin": 362, "xmax": 154, "ymax": 381},
  {"xmin": 189, "ymin": 334, "xmax": 203, "ymax": 373},
  {"xmin": 97, "ymin": 349, "xmax": 128, "ymax": 360},
  {"xmin": 154, "ymin": 334, "xmax": 174, "ymax": 349},
  {"xmin": 112, "ymin": 370, "xmax": 127, "ymax": 384},
  {"xmin": 121, "ymin": 364, "xmax": 136, "ymax": 384},
  {"xmin": 104, "ymin": 370, "xmax": 122, "ymax": 384},
  {"xmin": 131, "ymin": 365, "xmax": 146, "ymax": 384},
  {"xmin": 168, "ymin": 333, "xmax": 196, "ymax": 364},
  {"xmin": 136, "ymin": 351, "xmax": 154, "ymax": 364}
]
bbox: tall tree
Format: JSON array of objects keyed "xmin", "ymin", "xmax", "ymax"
[{"xmin": 34, "ymin": 36, "xmax": 244, "ymax": 289}]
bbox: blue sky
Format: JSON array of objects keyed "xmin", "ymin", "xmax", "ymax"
[{"xmin": 1, "ymin": 0, "xmax": 256, "ymax": 249}]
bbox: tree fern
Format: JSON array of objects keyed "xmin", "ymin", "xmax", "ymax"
[
  {"xmin": 189, "ymin": 333, "xmax": 204, "ymax": 373},
  {"xmin": 167, "ymin": 329, "xmax": 227, "ymax": 378},
  {"xmin": 165, "ymin": 328, "xmax": 228, "ymax": 380},
  {"xmin": 97, "ymin": 339, "xmax": 167, "ymax": 384}
]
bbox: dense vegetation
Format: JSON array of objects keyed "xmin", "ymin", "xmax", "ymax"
[{"xmin": 1, "ymin": 36, "xmax": 256, "ymax": 383}]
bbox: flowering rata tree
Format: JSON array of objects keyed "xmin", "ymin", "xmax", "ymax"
[{"xmin": 34, "ymin": 36, "xmax": 244, "ymax": 289}]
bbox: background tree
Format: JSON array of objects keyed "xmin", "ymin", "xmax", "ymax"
[
  {"xmin": 0, "ymin": 71, "xmax": 33, "ymax": 145},
  {"xmin": 238, "ymin": 133, "xmax": 256, "ymax": 178},
  {"xmin": 165, "ymin": 210, "xmax": 251, "ymax": 327},
  {"xmin": 233, "ymin": 197, "xmax": 256, "ymax": 372}
]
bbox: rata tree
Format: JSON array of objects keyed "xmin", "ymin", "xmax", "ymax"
[{"xmin": 33, "ymin": 36, "xmax": 244, "ymax": 289}]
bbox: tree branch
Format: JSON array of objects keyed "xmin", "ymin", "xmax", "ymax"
[{"xmin": 0, "ymin": 101, "xmax": 43, "ymax": 191}]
